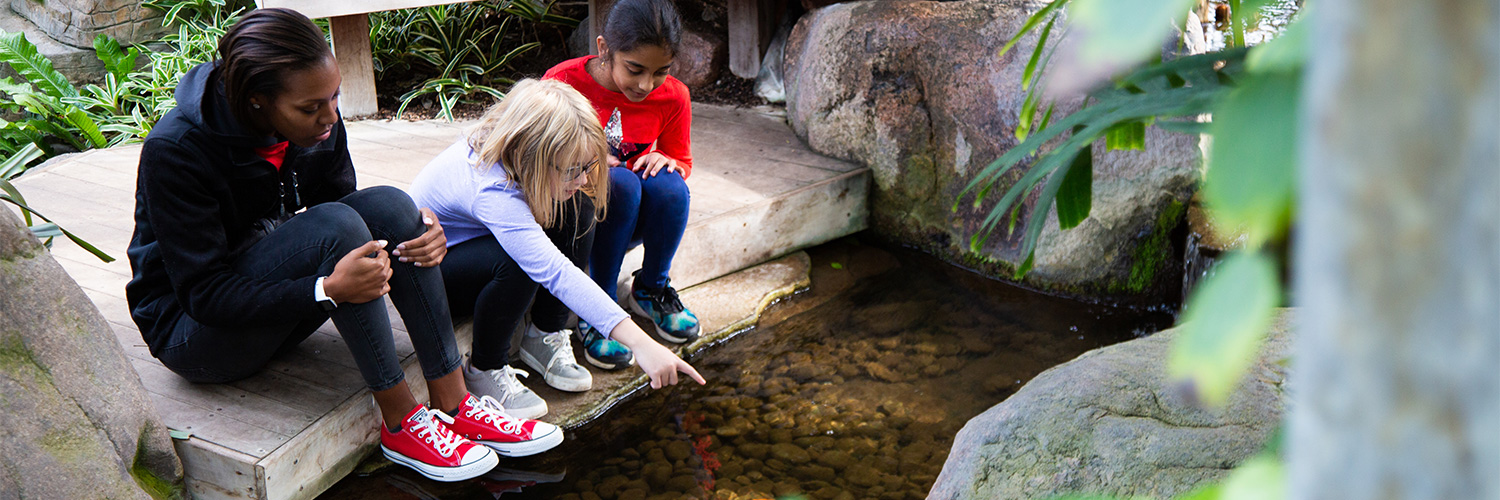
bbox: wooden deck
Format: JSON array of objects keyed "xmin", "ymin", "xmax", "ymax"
[{"xmin": 7, "ymin": 103, "xmax": 866, "ymax": 500}]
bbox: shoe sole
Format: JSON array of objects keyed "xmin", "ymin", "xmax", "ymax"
[
  {"xmin": 518, "ymin": 349, "xmax": 592, "ymax": 392},
  {"xmin": 627, "ymin": 293, "xmax": 699, "ymax": 344},
  {"xmin": 505, "ymin": 400, "xmax": 548, "ymax": 421},
  {"xmin": 476, "ymin": 425, "xmax": 565, "ymax": 457},
  {"xmin": 382, "ymin": 444, "xmax": 498, "ymax": 482},
  {"xmin": 583, "ymin": 351, "xmax": 635, "ymax": 370}
]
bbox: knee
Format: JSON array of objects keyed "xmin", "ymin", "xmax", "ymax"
[
  {"xmin": 345, "ymin": 186, "xmax": 423, "ymax": 241},
  {"xmin": 643, "ymin": 171, "xmax": 690, "ymax": 209},
  {"xmin": 607, "ymin": 168, "xmax": 643, "ymax": 210},
  {"xmin": 299, "ymin": 203, "xmax": 371, "ymax": 252}
]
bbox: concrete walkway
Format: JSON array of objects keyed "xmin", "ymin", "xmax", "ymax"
[{"xmin": 7, "ymin": 103, "xmax": 866, "ymax": 500}]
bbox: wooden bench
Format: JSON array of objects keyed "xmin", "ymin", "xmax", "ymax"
[{"xmin": 255, "ymin": 0, "xmax": 483, "ymax": 117}]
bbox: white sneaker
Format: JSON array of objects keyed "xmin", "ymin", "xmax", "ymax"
[
  {"xmin": 462, "ymin": 360, "xmax": 548, "ymax": 420},
  {"xmin": 517, "ymin": 324, "xmax": 592, "ymax": 392}
]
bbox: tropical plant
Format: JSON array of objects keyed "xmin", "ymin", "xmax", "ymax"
[
  {"xmin": 962, "ymin": 1, "xmax": 1305, "ymax": 497},
  {"xmin": 371, "ymin": 0, "xmax": 573, "ymax": 120}
]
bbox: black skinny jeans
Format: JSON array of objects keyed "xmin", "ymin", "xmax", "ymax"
[
  {"xmin": 442, "ymin": 193, "xmax": 595, "ymax": 371},
  {"xmin": 155, "ymin": 186, "xmax": 460, "ymax": 391}
]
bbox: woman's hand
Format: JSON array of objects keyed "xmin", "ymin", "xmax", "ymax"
[
  {"xmin": 611, "ymin": 320, "xmax": 705, "ymax": 389},
  {"xmin": 392, "ymin": 208, "xmax": 446, "ymax": 267},
  {"xmin": 631, "ymin": 152, "xmax": 681, "ymax": 179},
  {"xmin": 324, "ymin": 240, "xmax": 392, "ymax": 304}
]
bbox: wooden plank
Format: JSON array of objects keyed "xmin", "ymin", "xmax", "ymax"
[
  {"xmin": 175, "ymin": 436, "xmax": 262, "ymax": 500},
  {"xmin": 258, "ymin": 0, "xmax": 478, "ymax": 20},
  {"xmin": 728, "ymin": 0, "xmax": 761, "ymax": 78},
  {"xmin": 147, "ymin": 388, "xmax": 293, "ymax": 459},
  {"xmin": 257, "ymin": 390, "xmax": 380, "ymax": 500},
  {"xmin": 329, "ymin": 14, "xmax": 378, "ymax": 118},
  {"xmin": 589, "ymin": 0, "xmax": 614, "ymax": 55},
  {"xmin": 130, "ymin": 358, "xmax": 313, "ymax": 450}
]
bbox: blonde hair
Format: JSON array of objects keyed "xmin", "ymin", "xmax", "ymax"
[{"xmin": 467, "ymin": 78, "xmax": 609, "ymax": 227}]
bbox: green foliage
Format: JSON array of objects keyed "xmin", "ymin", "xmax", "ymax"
[
  {"xmin": 371, "ymin": 0, "xmax": 569, "ymax": 120},
  {"xmin": 968, "ymin": 2, "xmax": 1307, "ymax": 498}
]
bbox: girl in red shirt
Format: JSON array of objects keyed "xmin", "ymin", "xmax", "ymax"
[{"xmin": 544, "ymin": 0, "xmax": 699, "ymax": 370}]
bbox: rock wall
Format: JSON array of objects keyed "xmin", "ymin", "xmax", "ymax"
[
  {"xmin": 0, "ymin": 209, "xmax": 184, "ymax": 498},
  {"xmin": 8, "ymin": 0, "xmax": 165, "ymax": 48},
  {"xmin": 782, "ymin": 0, "xmax": 1201, "ymax": 304},
  {"xmin": 928, "ymin": 311, "xmax": 1292, "ymax": 499}
]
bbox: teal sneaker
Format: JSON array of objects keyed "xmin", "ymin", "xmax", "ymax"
[
  {"xmin": 576, "ymin": 320, "xmax": 634, "ymax": 370},
  {"xmin": 628, "ymin": 272, "xmax": 701, "ymax": 344}
]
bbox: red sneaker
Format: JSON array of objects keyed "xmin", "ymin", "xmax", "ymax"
[
  {"xmin": 380, "ymin": 405, "xmax": 498, "ymax": 482},
  {"xmin": 445, "ymin": 394, "xmax": 564, "ymax": 457}
]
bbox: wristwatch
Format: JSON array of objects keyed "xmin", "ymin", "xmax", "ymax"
[{"xmin": 314, "ymin": 276, "xmax": 337, "ymax": 312}]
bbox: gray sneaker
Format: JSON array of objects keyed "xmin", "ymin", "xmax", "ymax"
[
  {"xmin": 517, "ymin": 324, "xmax": 593, "ymax": 392},
  {"xmin": 462, "ymin": 360, "xmax": 548, "ymax": 420}
]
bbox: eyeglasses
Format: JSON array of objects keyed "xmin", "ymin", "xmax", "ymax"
[{"xmin": 562, "ymin": 158, "xmax": 598, "ymax": 183}]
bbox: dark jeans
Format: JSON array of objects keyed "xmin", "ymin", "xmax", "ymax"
[
  {"xmin": 442, "ymin": 193, "xmax": 594, "ymax": 371},
  {"xmin": 589, "ymin": 166, "xmax": 690, "ymax": 299},
  {"xmin": 155, "ymin": 186, "xmax": 460, "ymax": 391}
]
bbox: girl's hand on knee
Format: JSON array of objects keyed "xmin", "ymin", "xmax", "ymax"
[
  {"xmin": 393, "ymin": 208, "xmax": 447, "ymax": 267},
  {"xmin": 325, "ymin": 240, "xmax": 392, "ymax": 304},
  {"xmin": 633, "ymin": 152, "xmax": 679, "ymax": 179}
]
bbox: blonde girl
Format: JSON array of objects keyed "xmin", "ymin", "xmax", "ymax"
[{"xmin": 411, "ymin": 78, "xmax": 703, "ymax": 417}]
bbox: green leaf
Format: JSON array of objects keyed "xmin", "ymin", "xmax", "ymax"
[
  {"xmin": 1218, "ymin": 453, "xmax": 1285, "ymax": 500},
  {"xmin": 0, "ymin": 142, "xmax": 43, "ymax": 180},
  {"xmin": 1169, "ymin": 251, "xmax": 1279, "ymax": 407},
  {"xmin": 92, "ymin": 35, "xmax": 140, "ymax": 80},
  {"xmin": 999, "ymin": 0, "xmax": 1070, "ymax": 59},
  {"xmin": 1022, "ymin": 16, "xmax": 1057, "ymax": 92},
  {"xmin": 1012, "ymin": 250, "xmax": 1034, "ymax": 280},
  {"xmin": 0, "ymin": 30, "xmax": 78, "ymax": 98},
  {"xmin": 64, "ymin": 109, "xmax": 107, "ymax": 148},
  {"xmin": 1204, "ymin": 72, "xmax": 1298, "ymax": 247},
  {"xmin": 1104, "ymin": 120, "xmax": 1146, "ymax": 150},
  {"xmin": 0, "ymin": 181, "xmax": 114, "ymax": 262},
  {"xmin": 1055, "ymin": 145, "xmax": 1093, "ymax": 229},
  {"xmin": 1069, "ymin": 0, "xmax": 1197, "ymax": 69},
  {"xmin": 830, "ymin": 262, "xmax": 843, "ymax": 270}
]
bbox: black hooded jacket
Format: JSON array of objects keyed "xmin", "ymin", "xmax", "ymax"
[{"xmin": 126, "ymin": 61, "xmax": 356, "ymax": 356}]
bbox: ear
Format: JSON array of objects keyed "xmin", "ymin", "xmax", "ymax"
[
  {"xmin": 249, "ymin": 94, "xmax": 266, "ymax": 110},
  {"xmin": 595, "ymin": 36, "xmax": 609, "ymax": 61}
]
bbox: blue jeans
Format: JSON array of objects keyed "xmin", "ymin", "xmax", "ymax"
[
  {"xmin": 154, "ymin": 186, "xmax": 460, "ymax": 392},
  {"xmin": 589, "ymin": 167, "xmax": 690, "ymax": 299},
  {"xmin": 442, "ymin": 193, "xmax": 594, "ymax": 371}
]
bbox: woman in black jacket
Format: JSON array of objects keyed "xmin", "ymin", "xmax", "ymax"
[{"xmin": 125, "ymin": 8, "xmax": 559, "ymax": 482}]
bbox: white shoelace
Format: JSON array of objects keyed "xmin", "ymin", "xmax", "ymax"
[
  {"xmin": 488, "ymin": 365, "xmax": 532, "ymax": 398},
  {"xmin": 465, "ymin": 395, "xmax": 525, "ymax": 434},
  {"xmin": 541, "ymin": 330, "xmax": 581, "ymax": 371},
  {"xmin": 409, "ymin": 411, "xmax": 463, "ymax": 458}
]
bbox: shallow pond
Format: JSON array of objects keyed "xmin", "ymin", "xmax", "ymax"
[{"xmin": 319, "ymin": 238, "xmax": 1173, "ymax": 500}]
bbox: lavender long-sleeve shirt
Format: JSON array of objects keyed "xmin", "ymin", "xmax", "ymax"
[{"xmin": 410, "ymin": 140, "xmax": 629, "ymax": 336}]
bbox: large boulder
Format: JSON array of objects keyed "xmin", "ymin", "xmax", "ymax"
[
  {"xmin": 0, "ymin": 209, "xmax": 184, "ymax": 498},
  {"xmin": 782, "ymin": 0, "xmax": 1201, "ymax": 304},
  {"xmin": 928, "ymin": 310, "xmax": 1293, "ymax": 500}
]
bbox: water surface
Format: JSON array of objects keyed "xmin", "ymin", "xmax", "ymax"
[{"xmin": 320, "ymin": 238, "xmax": 1173, "ymax": 500}]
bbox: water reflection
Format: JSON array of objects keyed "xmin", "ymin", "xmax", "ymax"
[{"xmin": 320, "ymin": 241, "xmax": 1173, "ymax": 499}]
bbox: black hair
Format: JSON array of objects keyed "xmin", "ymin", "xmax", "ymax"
[
  {"xmin": 602, "ymin": 0, "xmax": 682, "ymax": 59},
  {"xmin": 216, "ymin": 8, "xmax": 332, "ymax": 125}
]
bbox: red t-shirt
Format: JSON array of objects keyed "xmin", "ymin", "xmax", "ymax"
[{"xmin": 544, "ymin": 56, "xmax": 694, "ymax": 178}]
